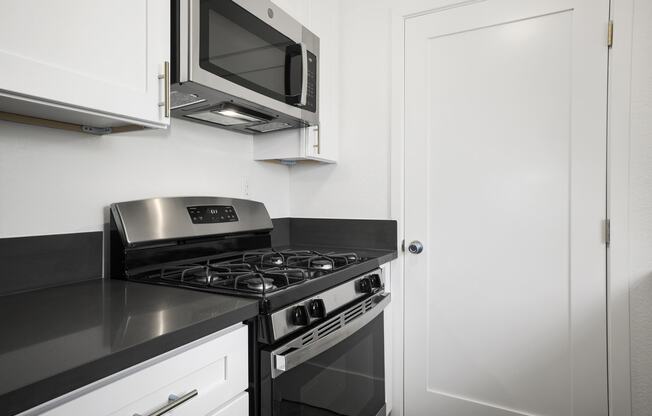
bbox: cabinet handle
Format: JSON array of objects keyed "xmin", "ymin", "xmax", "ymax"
[
  {"xmin": 158, "ymin": 61, "xmax": 170, "ymax": 118},
  {"xmin": 134, "ymin": 389, "xmax": 198, "ymax": 416},
  {"xmin": 312, "ymin": 126, "xmax": 321, "ymax": 154}
]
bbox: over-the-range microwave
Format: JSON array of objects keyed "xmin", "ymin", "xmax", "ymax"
[{"xmin": 171, "ymin": 0, "xmax": 319, "ymax": 134}]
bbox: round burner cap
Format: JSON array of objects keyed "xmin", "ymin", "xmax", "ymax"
[
  {"xmin": 311, "ymin": 259, "xmax": 333, "ymax": 270},
  {"xmin": 245, "ymin": 277, "xmax": 276, "ymax": 292}
]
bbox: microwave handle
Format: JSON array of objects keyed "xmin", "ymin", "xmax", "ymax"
[
  {"xmin": 285, "ymin": 43, "xmax": 308, "ymax": 107},
  {"xmin": 271, "ymin": 291, "xmax": 390, "ymax": 379},
  {"xmin": 298, "ymin": 42, "xmax": 308, "ymax": 107}
]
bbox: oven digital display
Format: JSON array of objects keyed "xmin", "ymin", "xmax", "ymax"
[{"xmin": 187, "ymin": 205, "xmax": 238, "ymax": 224}]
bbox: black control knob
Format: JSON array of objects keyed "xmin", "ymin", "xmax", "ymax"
[
  {"xmin": 369, "ymin": 274, "xmax": 382, "ymax": 289},
  {"xmin": 292, "ymin": 305, "xmax": 309, "ymax": 326},
  {"xmin": 359, "ymin": 277, "xmax": 372, "ymax": 294},
  {"xmin": 308, "ymin": 299, "xmax": 326, "ymax": 318}
]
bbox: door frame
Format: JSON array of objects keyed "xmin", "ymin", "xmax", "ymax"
[
  {"xmin": 606, "ymin": 0, "xmax": 634, "ymax": 415},
  {"xmin": 389, "ymin": 1, "xmax": 633, "ymax": 415}
]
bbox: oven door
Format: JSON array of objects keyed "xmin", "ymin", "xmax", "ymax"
[
  {"xmin": 260, "ymin": 292, "xmax": 390, "ymax": 416},
  {"xmin": 187, "ymin": 0, "xmax": 319, "ymax": 123}
]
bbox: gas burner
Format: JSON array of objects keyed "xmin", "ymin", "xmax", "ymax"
[
  {"xmin": 267, "ymin": 256, "xmax": 284, "ymax": 266},
  {"xmin": 179, "ymin": 265, "xmax": 213, "ymax": 285},
  {"xmin": 242, "ymin": 251, "xmax": 287, "ymax": 267},
  {"xmin": 284, "ymin": 252, "xmax": 336, "ymax": 271},
  {"xmin": 311, "ymin": 259, "xmax": 333, "ymax": 270},
  {"xmin": 339, "ymin": 253, "xmax": 359, "ymax": 262},
  {"xmin": 244, "ymin": 277, "xmax": 276, "ymax": 292}
]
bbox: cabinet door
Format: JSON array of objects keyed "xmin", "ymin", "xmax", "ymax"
[
  {"xmin": 0, "ymin": 0, "xmax": 170, "ymax": 128},
  {"xmin": 304, "ymin": 0, "xmax": 339, "ymax": 163}
]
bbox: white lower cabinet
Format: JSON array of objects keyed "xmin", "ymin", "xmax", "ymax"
[
  {"xmin": 207, "ymin": 392, "xmax": 249, "ymax": 416},
  {"xmin": 28, "ymin": 324, "xmax": 248, "ymax": 416}
]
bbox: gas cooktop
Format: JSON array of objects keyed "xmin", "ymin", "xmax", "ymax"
[{"xmin": 138, "ymin": 249, "xmax": 368, "ymax": 298}]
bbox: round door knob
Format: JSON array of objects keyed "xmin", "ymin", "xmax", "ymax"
[{"xmin": 408, "ymin": 241, "xmax": 424, "ymax": 254}]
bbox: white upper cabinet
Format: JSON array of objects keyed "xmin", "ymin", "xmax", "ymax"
[
  {"xmin": 255, "ymin": 0, "xmax": 339, "ymax": 163},
  {"xmin": 303, "ymin": 0, "xmax": 339, "ymax": 163},
  {"xmin": 0, "ymin": 0, "xmax": 170, "ymax": 131}
]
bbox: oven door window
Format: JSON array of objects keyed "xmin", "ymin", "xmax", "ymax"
[
  {"xmin": 199, "ymin": 0, "xmax": 303, "ymax": 106},
  {"xmin": 272, "ymin": 313, "xmax": 385, "ymax": 416}
]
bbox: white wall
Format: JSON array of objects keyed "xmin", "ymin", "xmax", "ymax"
[
  {"xmin": 628, "ymin": 0, "xmax": 652, "ymax": 413},
  {"xmin": 0, "ymin": 118, "xmax": 290, "ymax": 238},
  {"xmin": 281, "ymin": 2, "xmax": 402, "ymax": 415},
  {"xmin": 288, "ymin": 0, "xmax": 392, "ymax": 219}
]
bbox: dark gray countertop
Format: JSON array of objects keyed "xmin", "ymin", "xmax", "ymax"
[{"xmin": 0, "ymin": 279, "xmax": 259, "ymax": 415}]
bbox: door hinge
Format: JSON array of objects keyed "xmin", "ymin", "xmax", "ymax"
[
  {"xmin": 401, "ymin": 239, "xmax": 405, "ymax": 252},
  {"xmin": 608, "ymin": 21, "xmax": 614, "ymax": 47},
  {"xmin": 604, "ymin": 219, "xmax": 611, "ymax": 246}
]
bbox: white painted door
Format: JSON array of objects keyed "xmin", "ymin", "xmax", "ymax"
[
  {"xmin": 404, "ymin": 1, "xmax": 609, "ymax": 415},
  {"xmin": 0, "ymin": 0, "xmax": 170, "ymax": 128}
]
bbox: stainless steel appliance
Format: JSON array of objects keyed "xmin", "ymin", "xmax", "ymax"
[
  {"xmin": 109, "ymin": 196, "xmax": 390, "ymax": 416},
  {"xmin": 171, "ymin": 0, "xmax": 319, "ymax": 134}
]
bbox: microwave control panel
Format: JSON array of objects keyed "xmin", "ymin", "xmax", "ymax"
[
  {"xmin": 305, "ymin": 51, "xmax": 317, "ymax": 113},
  {"xmin": 187, "ymin": 206, "xmax": 239, "ymax": 224}
]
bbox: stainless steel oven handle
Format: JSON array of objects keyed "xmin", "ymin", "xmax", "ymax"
[
  {"xmin": 271, "ymin": 291, "xmax": 390, "ymax": 378},
  {"xmin": 298, "ymin": 42, "xmax": 308, "ymax": 107}
]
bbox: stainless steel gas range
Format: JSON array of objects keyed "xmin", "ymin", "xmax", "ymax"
[{"xmin": 109, "ymin": 196, "xmax": 390, "ymax": 416}]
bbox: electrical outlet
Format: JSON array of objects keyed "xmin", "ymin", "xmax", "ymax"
[{"xmin": 242, "ymin": 176, "xmax": 250, "ymax": 197}]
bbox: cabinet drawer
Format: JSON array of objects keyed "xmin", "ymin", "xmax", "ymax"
[
  {"xmin": 40, "ymin": 324, "xmax": 247, "ymax": 416},
  {"xmin": 208, "ymin": 392, "xmax": 248, "ymax": 416}
]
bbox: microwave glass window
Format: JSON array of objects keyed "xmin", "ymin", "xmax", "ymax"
[{"xmin": 199, "ymin": 0, "xmax": 302, "ymax": 104}]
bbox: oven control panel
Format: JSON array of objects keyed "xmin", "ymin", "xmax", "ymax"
[
  {"xmin": 266, "ymin": 268, "xmax": 385, "ymax": 342},
  {"xmin": 187, "ymin": 205, "xmax": 239, "ymax": 224}
]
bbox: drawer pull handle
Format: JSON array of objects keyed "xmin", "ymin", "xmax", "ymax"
[{"xmin": 134, "ymin": 389, "xmax": 198, "ymax": 416}]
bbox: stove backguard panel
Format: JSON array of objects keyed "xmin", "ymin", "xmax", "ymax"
[{"xmin": 111, "ymin": 196, "xmax": 273, "ymax": 248}]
